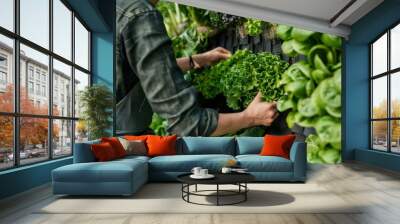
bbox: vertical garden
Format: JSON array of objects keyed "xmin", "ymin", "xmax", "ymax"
[{"xmin": 152, "ymin": 1, "xmax": 342, "ymax": 164}]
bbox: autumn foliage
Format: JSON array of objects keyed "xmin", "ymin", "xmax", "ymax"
[
  {"xmin": 372, "ymin": 99, "xmax": 400, "ymax": 142},
  {"xmin": 0, "ymin": 85, "xmax": 59, "ymax": 151}
]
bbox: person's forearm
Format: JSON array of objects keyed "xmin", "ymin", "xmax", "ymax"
[
  {"xmin": 176, "ymin": 55, "xmax": 203, "ymax": 72},
  {"xmin": 176, "ymin": 57, "xmax": 191, "ymax": 72},
  {"xmin": 211, "ymin": 112, "xmax": 254, "ymax": 136},
  {"xmin": 176, "ymin": 57, "xmax": 195, "ymax": 72}
]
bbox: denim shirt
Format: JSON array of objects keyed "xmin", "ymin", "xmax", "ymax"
[{"xmin": 116, "ymin": 0, "xmax": 218, "ymax": 136}]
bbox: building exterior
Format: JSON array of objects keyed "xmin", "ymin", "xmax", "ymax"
[{"xmin": 0, "ymin": 41, "xmax": 76, "ymax": 153}]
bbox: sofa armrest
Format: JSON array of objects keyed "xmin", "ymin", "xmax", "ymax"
[
  {"xmin": 289, "ymin": 141, "xmax": 307, "ymax": 181},
  {"xmin": 73, "ymin": 140, "xmax": 100, "ymax": 163}
]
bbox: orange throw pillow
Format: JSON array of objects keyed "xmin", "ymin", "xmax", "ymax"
[
  {"xmin": 101, "ymin": 137, "xmax": 127, "ymax": 158},
  {"xmin": 260, "ymin": 134, "xmax": 296, "ymax": 159},
  {"xmin": 124, "ymin": 135, "xmax": 148, "ymax": 142},
  {"xmin": 91, "ymin": 142, "xmax": 117, "ymax": 162},
  {"xmin": 146, "ymin": 135, "xmax": 177, "ymax": 157}
]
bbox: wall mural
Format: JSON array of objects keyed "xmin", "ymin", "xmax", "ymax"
[{"xmin": 116, "ymin": 0, "xmax": 342, "ymax": 164}]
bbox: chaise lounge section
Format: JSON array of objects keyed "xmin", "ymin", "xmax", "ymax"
[{"xmin": 52, "ymin": 137, "xmax": 306, "ymax": 196}]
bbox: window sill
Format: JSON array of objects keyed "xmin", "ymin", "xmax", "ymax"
[{"xmin": 0, "ymin": 156, "xmax": 72, "ymax": 176}]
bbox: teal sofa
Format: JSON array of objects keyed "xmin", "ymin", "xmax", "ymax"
[{"xmin": 52, "ymin": 137, "xmax": 306, "ymax": 196}]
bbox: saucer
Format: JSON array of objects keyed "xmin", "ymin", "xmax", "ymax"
[{"xmin": 190, "ymin": 174, "xmax": 215, "ymax": 179}]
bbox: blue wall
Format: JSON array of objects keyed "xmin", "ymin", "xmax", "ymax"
[
  {"xmin": 344, "ymin": 0, "xmax": 400, "ymax": 171},
  {"xmin": 0, "ymin": 1, "xmax": 114, "ymax": 200},
  {"xmin": 92, "ymin": 33, "xmax": 114, "ymax": 88},
  {"xmin": 0, "ymin": 158, "xmax": 72, "ymax": 199}
]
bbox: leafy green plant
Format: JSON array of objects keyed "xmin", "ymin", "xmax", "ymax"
[
  {"xmin": 276, "ymin": 25, "xmax": 342, "ymax": 164},
  {"xmin": 190, "ymin": 49, "xmax": 289, "ymax": 110},
  {"xmin": 149, "ymin": 113, "xmax": 169, "ymax": 136},
  {"xmin": 79, "ymin": 84, "xmax": 113, "ymax": 140},
  {"xmin": 244, "ymin": 19, "xmax": 265, "ymax": 36}
]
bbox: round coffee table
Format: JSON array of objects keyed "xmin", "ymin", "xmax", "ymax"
[{"xmin": 177, "ymin": 173, "xmax": 255, "ymax": 206}]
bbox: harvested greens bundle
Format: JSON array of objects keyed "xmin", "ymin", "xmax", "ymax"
[
  {"xmin": 276, "ymin": 25, "xmax": 342, "ymax": 164},
  {"xmin": 190, "ymin": 49, "xmax": 289, "ymax": 110}
]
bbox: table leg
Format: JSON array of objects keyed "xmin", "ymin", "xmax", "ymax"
[
  {"xmin": 217, "ymin": 184, "xmax": 219, "ymax": 206},
  {"xmin": 245, "ymin": 183, "xmax": 247, "ymax": 201},
  {"xmin": 187, "ymin": 184, "xmax": 190, "ymax": 202},
  {"xmin": 195, "ymin": 184, "xmax": 198, "ymax": 192}
]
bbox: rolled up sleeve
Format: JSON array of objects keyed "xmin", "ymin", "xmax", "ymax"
[{"xmin": 121, "ymin": 10, "xmax": 218, "ymax": 136}]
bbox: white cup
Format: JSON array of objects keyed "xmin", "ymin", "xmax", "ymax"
[
  {"xmin": 191, "ymin": 167, "xmax": 202, "ymax": 176},
  {"xmin": 221, "ymin": 167, "xmax": 232, "ymax": 174},
  {"xmin": 200, "ymin": 169, "xmax": 208, "ymax": 176}
]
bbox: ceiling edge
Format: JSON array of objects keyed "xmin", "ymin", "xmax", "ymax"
[{"xmin": 167, "ymin": 0, "xmax": 351, "ymax": 38}]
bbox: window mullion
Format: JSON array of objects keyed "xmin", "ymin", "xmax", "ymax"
[
  {"xmin": 388, "ymin": 30, "xmax": 391, "ymax": 152},
  {"xmin": 48, "ymin": 0, "xmax": 54, "ymax": 160},
  {"xmin": 71, "ymin": 10, "xmax": 76, "ymax": 155},
  {"xmin": 13, "ymin": 0, "xmax": 21, "ymax": 167}
]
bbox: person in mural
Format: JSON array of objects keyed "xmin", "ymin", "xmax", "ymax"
[{"xmin": 116, "ymin": 0, "xmax": 279, "ymax": 136}]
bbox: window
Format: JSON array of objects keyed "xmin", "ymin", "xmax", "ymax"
[
  {"xmin": 35, "ymin": 70, "xmax": 41, "ymax": 81},
  {"xmin": 0, "ymin": 35, "xmax": 13, "ymax": 113},
  {"xmin": 28, "ymin": 81, "xmax": 34, "ymax": 94},
  {"xmin": 0, "ymin": 0, "xmax": 91, "ymax": 170},
  {"xmin": 0, "ymin": 55, "xmax": 7, "ymax": 67},
  {"xmin": 53, "ymin": 0, "xmax": 72, "ymax": 60},
  {"xmin": 0, "ymin": 0, "xmax": 14, "ymax": 32},
  {"xmin": 28, "ymin": 67, "xmax": 34, "ymax": 80},
  {"xmin": 42, "ymin": 85, "xmax": 46, "ymax": 97},
  {"xmin": 370, "ymin": 23, "xmax": 400, "ymax": 154},
  {"xmin": 36, "ymin": 83, "xmax": 40, "ymax": 95},
  {"xmin": 0, "ymin": 71, "xmax": 6, "ymax": 85},
  {"xmin": 20, "ymin": 0, "xmax": 49, "ymax": 48},
  {"xmin": 75, "ymin": 18, "xmax": 90, "ymax": 70}
]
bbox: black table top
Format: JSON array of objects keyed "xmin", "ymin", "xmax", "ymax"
[{"xmin": 177, "ymin": 172, "xmax": 255, "ymax": 185}]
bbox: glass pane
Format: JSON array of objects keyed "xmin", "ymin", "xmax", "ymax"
[
  {"xmin": 20, "ymin": 0, "xmax": 49, "ymax": 49},
  {"xmin": 53, "ymin": 59, "xmax": 72, "ymax": 117},
  {"xmin": 53, "ymin": 0, "xmax": 72, "ymax": 60},
  {"xmin": 20, "ymin": 117, "xmax": 49, "ymax": 165},
  {"xmin": 372, "ymin": 121, "xmax": 388, "ymax": 151},
  {"xmin": 372, "ymin": 33, "xmax": 387, "ymax": 76},
  {"xmin": 75, "ymin": 120, "xmax": 88, "ymax": 143},
  {"xmin": 20, "ymin": 44, "xmax": 49, "ymax": 115},
  {"xmin": 74, "ymin": 18, "xmax": 89, "ymax": 70},
  {"xmin": 53, "ymin": 119, "xmax": 72, "ymax": 157},
  {"xmin": 0, "ymin": 116, "xmax": 14, "ymax": 170},
  {"xmin": 391, "ymin": 72, "xmax": 400, "ymax": 118},
  {"xmin": 0, "ymin": 35, "xmax": 14, "ymax": 113},
  {"xmin": 0, "ymin": 0, "xmax": 14, "ymax": 31},
  {"xmin": 74, "ymin": 69, "xmax": 89, "ymax": 118},
  {"xmin": 391, "ymin": 24, "xmax": 400, "ymax": 70},
  {"xmin": 372, "ymin": 76, "xmax": 387, "ymax": 119},
  {"xmin": 391, "ymin": 120, "xmax": 400, "ymax": 153}
]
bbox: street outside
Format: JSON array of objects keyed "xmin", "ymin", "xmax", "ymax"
[{"xmin": 0, "ymin": 147, "xmax": 71, "ymax": 170}]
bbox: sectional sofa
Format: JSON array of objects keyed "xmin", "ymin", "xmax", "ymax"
[{"xmin": 52, "ymin": 137, "xmax": 306, "ymax": 196}]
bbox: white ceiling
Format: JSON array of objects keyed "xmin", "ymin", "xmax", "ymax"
[{"xmin": 168, "ymin": 0, "xmax": 384, "ymax": 38}]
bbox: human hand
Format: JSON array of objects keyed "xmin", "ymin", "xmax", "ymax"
[
  {"xmin": 193, "ymin": 47, "xmax": 231, "ymax": 68},
  {"xmin": 243, "ymin": 92, "xmax": 279, "ymax": 127}
]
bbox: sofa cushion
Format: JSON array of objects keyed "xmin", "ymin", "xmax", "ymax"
[
  {"xmin": 118, "ymin": 138, "xmax": 147, "ymax": 156},
  {"xmin": 149, "ymin": 154, "xmax": 235, "ymax": 172},
  {"xmin": 260, "ymin": 134, "xmax": 296, "ymax": 159},
  {"xmin": 236, "ymin": 155, "xmax": 293, "ymax": 172},
  {"xmin": 147, "ymin": 135, "xmax": 177, "ymax": 157},
  {"xmin": 177, "ymin": 137, "xmax": 235, "ymax": 155},
  {"xmin": 236, "ymin": 137, "xmax": 263, "ymax": 155},
  {"xmin": 114, "ymin": 155, "xmax": 150, "ymax": 164},
  {"xmin": 91, "ymin": 142, "xmax": 118, "ymax": 161},
  {"xmin": 53, "ymin": 159, "xmax": 147, "ymax": 183},
  {"xmin": 101, "ymin": 137, "xmax": 127, "ymax": 158}
]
